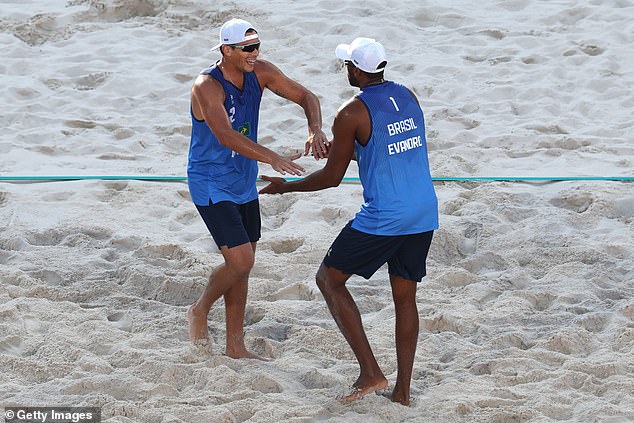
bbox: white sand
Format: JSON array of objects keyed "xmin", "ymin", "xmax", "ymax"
[{"xmin": 1, "ymin": 0, "xmax": 633, "ymax": 422}]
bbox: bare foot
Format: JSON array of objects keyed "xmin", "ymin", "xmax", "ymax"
[
  {"xmin": 381, "ymin": 390, "xmax": 411, "ymax": 406},
  {"xmin": 187, "ymin": 305, "xmax": 209, "ymax": 345},
  {"xmin": 338, "ymin": 378, "xmax": 389, "ymax": 403},
  {"xmin": 225, "ymin": 346, "xmax": 270, "ymax": 361}
]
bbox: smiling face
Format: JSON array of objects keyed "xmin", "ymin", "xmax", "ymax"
[{"xmin": 222, "ymin": 30, "xmax": 260, "ymax": 72}]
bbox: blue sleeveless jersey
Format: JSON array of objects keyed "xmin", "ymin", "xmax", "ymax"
[
  {"xmin": 187, "ymin": 64, "xmax": 262, "ymax": 205},
  {"xmin": 352, "ymin": 81, "xmax": 438, "ymax": 235}
]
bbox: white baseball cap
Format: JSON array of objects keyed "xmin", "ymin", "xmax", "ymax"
[
  {"xmin": 335, "ymin": 37, "xmax": 387, "ymax": 73},
  {"xmin": 211, "ymin": 18, "xmax": 259, "ymax": 51}
]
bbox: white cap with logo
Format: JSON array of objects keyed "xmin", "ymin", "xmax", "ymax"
[
  {"xmin": 211, "ymin": 18, "xmax": 259, "ymax": 51},
  {"xmin": 335, "ymin": 37, "xmax": 387, "ymax": 73}
]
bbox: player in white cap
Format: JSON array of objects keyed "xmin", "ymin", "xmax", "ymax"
[
  {"xmin": 186, "ymin": 18, "xmax": 329, "ymax": 360},
  {"xmin": 260, "ymin": 37, "xmax": 438, "ymax": 405}
]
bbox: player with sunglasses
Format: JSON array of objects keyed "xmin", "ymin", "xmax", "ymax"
[{"xmin": 186, "ymin": 18, "xmax": 329, "ymax": 360}]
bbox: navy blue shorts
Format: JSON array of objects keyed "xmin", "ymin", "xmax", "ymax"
[
  {"xmin": 195, "ymin": 199, "xmax": 261, "ymax": 249},
  {"xmin": 323, "ymin": 221, "xmax": 434, "ymax": 282}
]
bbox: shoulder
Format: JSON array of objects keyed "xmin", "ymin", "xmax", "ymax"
[
  {"xmin": 333, "ymin": 96, "xmax": 369, "ymax": 130},
  {"xmin": 192, "ymin": 73, "xmax": 225, "ymax": 105},
  {"xmin": 253, "ymin": 59, "xmax": 283, "ymax": 80},
  {"xmin": 193, "ymin": 73, "xmax": 222, "ymax": 92},
  {"xmin": 337, "ymin": 96, "xmax": 365, "ymax": 118},
  {"xmin": 390, "ymin": 81, "xmax": 420, "ymax": 103}
]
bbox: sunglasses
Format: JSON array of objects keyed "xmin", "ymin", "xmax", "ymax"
[{"xmin": 231, "ymin": 42, "xmax": 261, "ymax": 53}]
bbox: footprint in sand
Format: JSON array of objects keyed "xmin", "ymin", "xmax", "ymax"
[
  {"xmin": 549, "ymin": 190, "xmax": 594, "ymax": 213},
  {"xmin": 517, "ymin": 291, "xmax": 556, "ymax": 312},
  {"xmin": 174, "ymin": 210, "xmax": 199, "ymax": 226},
  {"xmin": 107, "ymin": 311, "xmax": 133, "ymax": 332},
  {"xmin": 318, "ymin": 206, "xmax": 351, "ymax": 227},
  {"xmin": 580, "ymin": 44, "xmax": 604, "ymax": 56},
  {"xmin": 73, "ymin": 72, "xmax": 111, "ymax": 91},
  {"xmin": 613, "ymin": 328, "xmax": 634, "ymax": 353},
  {"xmin": 83, "ymin": 0, "xmax": 167, "ymax": 22},
  {"xmin": 0, "ymin": 191, "xmax": 7, "ymax": 207},
  {"xmin": 0, "ymin": 336, "xmax": 24, "ymax": 356},
  {"xmin": 134, "ymin": 243, "xmax": 188, "ymax": 262},
  {"xmin": 543, "ymin": 329, "xmax": 594, "ymax": 355},
  {"xmin": 300, "ymin": 368, "xmax": 340, "ymax": 389},
  {"xmin": 259, "ymin": 195, "xmax": 296, "ymax": 230},
  {"xmin": 0, "ymin": 250, "xmax": 15, "ymax": 265},
  {"xmin": 620, "ymin": 304, "xmax": 634, "ymax": 321},
  {"xmin": 267, "ymin": 237, "xmax": 304, "ymax": 254},
  {"xmin": 492, "ymin": 333, "xmax": 530, "ymax": 350},
  {"xmin": 29, "ymin": 269, "xmax": 64, "ymax": 285},
  {"xmin": 11, "ymin": 13, "xmax": 68, "ymax": 46},
  {"xmin": 575, "ymin": 313, "xmax": 610, "ymax": 333},
  {"xmin": 25, "ymin": 228, "xmax": 65, "ymax": 246},
  {"xmin": 249, "ymin": 322, "xmax": 291, "ymax": 342},
  {"xmin": 461, "ymin": 251, "xmax": 509, "ymax": 274},
  {"xmin": 64, "ymin": 119, "xmax": 97, "ymax": 129},
  {"xmin": 477, "ymin": 29, "xmax": 506, "ymax": 39},
  {"xmin": 266, "ymin": 282, "xmax": 315, "ymax": 302},
  {"xmin": 426, "ymin": 229, "xmax": 468, "ymax": 265},
  {"xmin": 244, "ymin": 305, "xmax": 266, "ymax": 326},
  {"xmin": 251, "ymin": 373, "xmax": 283, "ymax": 394},
  {"xmin": 421, "ymin": 314, "xmax": 465, "ymax": 335}
]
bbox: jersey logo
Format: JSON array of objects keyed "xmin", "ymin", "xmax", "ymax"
[{"xmin": 238, "ymin": 122, "xmax": 251, "ymax": 136}]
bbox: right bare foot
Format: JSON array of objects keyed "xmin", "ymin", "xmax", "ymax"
[
  {"xmin": 187, "ymin": 305, "xmax": 209, "ymax": 345},
  {"xmin": 338, "ymin": 378, "xmax": 389, "ymax": 403}
]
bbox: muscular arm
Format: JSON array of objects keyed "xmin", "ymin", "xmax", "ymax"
[
  {"xmin": 256, "ymin": 60, "xmax": 329, "ymax": 158},
  {"xmin": 259, "ymin": 98, "xmax": 366, "ymax": 193},
  {"xmin": 191, "ymin": 75, "xmax": 303, "ymax": 175}
]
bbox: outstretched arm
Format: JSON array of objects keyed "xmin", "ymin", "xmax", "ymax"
[
  {"xmin": 257, "ymin": 60, "xmax": 329, "ymax": 159},
  {"xmin": 192, "ymin": 75, "xmax": 304, "ymax": 176},
  {"xmin": 259, "ymin": 99, "xmax": 360, "ymax": 194}
]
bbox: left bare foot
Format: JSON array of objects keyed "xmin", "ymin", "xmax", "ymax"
[
  {"xmin": 381, "ymin": 390, "xmax": 411, "ymax": 406},
  {"xmin": 225, "ymin": 346, "xmax": 270, "ymax": 361}
]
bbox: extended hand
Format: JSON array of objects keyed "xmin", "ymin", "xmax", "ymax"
[
  {"xmin": 304, "ymin": 129, "xmax": 330, "ymax": 160},
  {"xmin": 259, "ymin": 175, "xmax": 287, "ymax": 194},
  {"xmin": 270, "ymin": 152, "xmax": 304, "ymax": 176}
]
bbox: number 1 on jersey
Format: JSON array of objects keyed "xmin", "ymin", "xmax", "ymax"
[{"xmin": 389, "ymin": 96, "xmax": 400, "ymax": 111}]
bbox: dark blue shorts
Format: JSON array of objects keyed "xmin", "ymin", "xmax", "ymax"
[
  {"xmin": 195, "ymin": 199, "xmax": 261, "ymax": 248},
  {"xmin": 323, "ymin": 221, "xmax": 434, "ymax": 282}
]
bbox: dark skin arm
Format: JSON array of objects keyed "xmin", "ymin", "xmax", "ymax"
[{"xmin": 259, "ymin": 96, "xmax": 370, "ymax": 193}]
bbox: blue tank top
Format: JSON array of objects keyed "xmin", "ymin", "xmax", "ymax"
[
  {"xmin": 187, "ymin": 64, "xmax": 262, "ymax": 205},
  {"xmin": 351, "ymin": 81, "xmax": 438, "ymax": 235}
]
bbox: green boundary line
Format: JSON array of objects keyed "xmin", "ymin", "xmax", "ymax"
[{"xmin": 1, "ymin": 176, "xmax": 633, "ymax": 182}]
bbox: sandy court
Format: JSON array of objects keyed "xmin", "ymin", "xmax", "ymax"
[{"xmin": 1, "ymin": 1, "xmax": 633, "ymax": 422}]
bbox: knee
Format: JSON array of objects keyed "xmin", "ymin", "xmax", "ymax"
[
  {"xmin": 315, "ymin": 264, "xmax": 328, "ymax": 294},
  {"xmin": 226, "ymin": 254, "xmax": 254, "ymax": 279},
  {"xmin": 315, "ymin": 265, "xmax": 335, "ymax": 294}
]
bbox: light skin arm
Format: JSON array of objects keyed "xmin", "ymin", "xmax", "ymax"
[
  {"xmin": 255, "ymin": 60, "xmax": 329, "ymax": 159},
  {"xmin": 191, "ymin": 74, "xmax": 304, "ymax": 176},
  {"xmin": 259, "ymin": 97, "xmax": 364, "ymax": 194}
]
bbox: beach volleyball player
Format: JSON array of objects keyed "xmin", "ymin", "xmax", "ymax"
[
  {"xmin": 186, "ymin": 18, "xmax": 328, "ymax": 359},
  {"xmin": 260, "ymin": 38, "xmax": 438, "ymax": 404}
]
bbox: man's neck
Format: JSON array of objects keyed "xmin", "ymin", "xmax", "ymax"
[{"xmin": 360, "ymin": 78, "xmax": 385, "ymax": 88}]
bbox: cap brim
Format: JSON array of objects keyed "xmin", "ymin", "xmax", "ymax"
[
  {"xmin": 211, "ymin": 42, "xmax": 222, "ymax": 51},
  {"xmin": 335, "ymin": 43, "xmax": 352, "ymax": 60}
]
